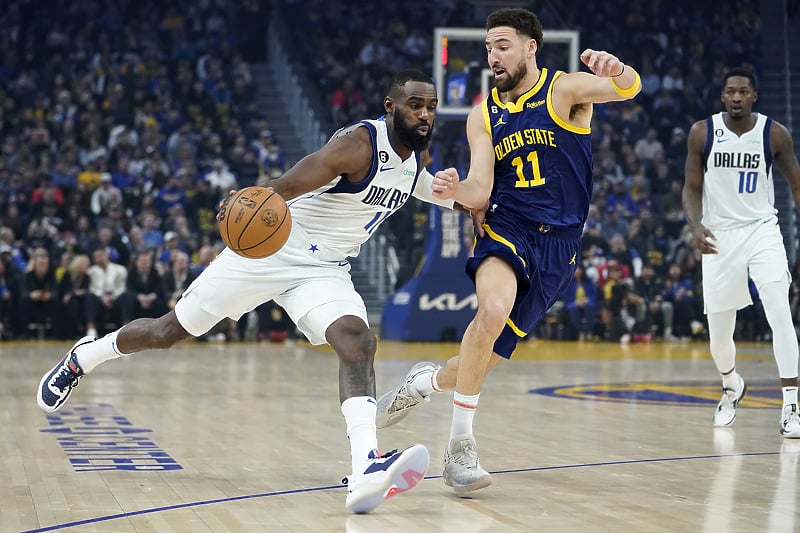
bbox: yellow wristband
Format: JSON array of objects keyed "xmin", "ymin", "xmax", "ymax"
[{"xmin": 610, "ymin": 65, "xmax": 641, "ymax": 98}]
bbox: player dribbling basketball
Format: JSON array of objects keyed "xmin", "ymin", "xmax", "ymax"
[{"xmin": 37, "ymin": 69, "xmax": 458, "ymax": 514}]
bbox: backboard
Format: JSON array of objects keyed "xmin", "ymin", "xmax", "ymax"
[{"xmin": 433, "ymin": 27, "xmax": 580, "ymax": 116}]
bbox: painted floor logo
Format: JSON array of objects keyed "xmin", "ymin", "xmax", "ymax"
[{"xmin": 530, "ymin": 382, "xmax": 782, "ymax": 408}]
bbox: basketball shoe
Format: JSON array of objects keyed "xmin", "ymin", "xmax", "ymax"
[
  {"xmin": 780, "ymin": 404, "xmax": 800, "ymax": 438},
  {"xmin": 442, "ymin": 435, "xmax": 492, "ymax": 494},
  {"xmin": 37, "ymin": 336, "xmax": 95, "ymax": 413},
  {"xmin": 376, "ymin": 362, "xmax": 440, "ymax": 428},
  {"xmin": 344, "ymin": 444, "xmax": 429, "ymax": 514},
  {"xmin": 713, "ymin": 374, "xmax": 747, "ymax": 427}
]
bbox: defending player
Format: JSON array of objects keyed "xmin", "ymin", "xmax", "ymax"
[{"xmin": 375, "ymin": 8, "xmax": 642, "ymax": 494}]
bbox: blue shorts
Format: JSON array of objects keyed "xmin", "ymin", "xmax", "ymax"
[{"xmin": 465, "ymin": 214, "xmax": 582, "ymax": 358}]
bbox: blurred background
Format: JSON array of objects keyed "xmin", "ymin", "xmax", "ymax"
[{"xmin": 0, "ymin": 0, "xmax": 797, "ymax": 346}]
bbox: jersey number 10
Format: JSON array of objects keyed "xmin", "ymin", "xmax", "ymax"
[
  {"xmin": 738, "ymin": 171, "xmax": 758, "ymax": 194},
  {"xmin": 512, "ymin": 152, "xmax": 546, "ymax": 188}
]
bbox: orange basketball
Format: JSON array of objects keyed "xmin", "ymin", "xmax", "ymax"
[{"xmin": 218, "ymin": 186, "xmax": 292, "ymax": 259}]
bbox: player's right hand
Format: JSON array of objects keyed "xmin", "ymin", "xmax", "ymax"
[
  {"xmin": 432, "ymin": 168, "xmax": 460, "ymax": 200},
  {"xmin": 689, "ymin": 224, "xmax": 718, "ymax": 254}
]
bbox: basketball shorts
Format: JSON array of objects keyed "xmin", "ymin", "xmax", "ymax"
[
  {"xmin": 175, "ymin": 222, "xmax": 368, "ymax": 345},
  {"xmin": 702, "ymin": 216, "xmax": 790, "ymax": 314},
  {"xmin": 465, "ymin": 214, "xmax": 582, "ymax": 358}
]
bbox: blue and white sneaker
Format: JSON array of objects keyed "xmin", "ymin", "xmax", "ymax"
[
  {"xmin": 713, "ymin": 374, "xmax": 747, "ymax": 427},
  {"xmin": 37, "ymin": 336, "xmax": 95, "ymax": 413},
  {"xmin": 344, "ymin": 444, "xmax": 429, "ymax": 514}
]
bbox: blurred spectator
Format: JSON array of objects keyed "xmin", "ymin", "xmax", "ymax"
[
  {"xmin": 56, "ymin": 254, "xmax": 91, "ymax": 339},
  {"xmin": 162, "ymin": 250, "xmax": 196, "ymax": 310},
  {"xmin": 563, "ymin": 266, "xmax": 599, "ymax": 341},
  {"xmin": 122, "ymin": 250, "xmax": 166, "ymax": 320},
  {"xmin": 20, "ymin": 247, "xmax": 57, "ymax": 337},
  {"xmin": 85, "ymin": 247, "xmax": 128, "ymax": 338}
]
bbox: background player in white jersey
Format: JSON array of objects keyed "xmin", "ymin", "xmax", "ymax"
[
  {"xmin": 37, "ymin": 69, "xmax": 455, "ymax": 513},
  {"xmin": 683, "ymin": 67, "xmax": 800, "ymax": 438}
]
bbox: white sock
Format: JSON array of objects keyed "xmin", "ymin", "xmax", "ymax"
[
  {"xmin": 341, "ymin": 396, "xmax": 378, "ymax": 477},
  {"xmin": 450, "ymin": 392, "xmax": 479, "ymax": 441},
  {"xmin": 783, "ymin": 386, "xmax": 798, "ymax": 407},
  {"xmin": 411, "ymin": 367, "xmax": 442, "ymax": 396},
  {"xmin": 74, "ymin": 330, "xmax": 129, "ymax": 374},
  {"xmin": 721, "ymin": 369, "xmax": 740, "ymax": 391}
]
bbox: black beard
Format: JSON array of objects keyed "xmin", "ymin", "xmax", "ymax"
[
  {"xmin": 496, "ymin": 60, "xmax": 528, "ymax": 93},
  {"xmin": 394, "ymin": 118, "xmax": 432, "ymax": 152}
]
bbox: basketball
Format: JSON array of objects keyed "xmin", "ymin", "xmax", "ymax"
[{"xmin": 218, "ymin": 186, "xmax": 292, "ymax": 259}]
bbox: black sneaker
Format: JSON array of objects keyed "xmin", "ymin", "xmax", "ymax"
[{"xmin": 37, "ymin": 336, "xmax": 94, "ymax": 413}]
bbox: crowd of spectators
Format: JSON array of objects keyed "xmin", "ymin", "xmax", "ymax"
[
  {"xmin": 0, "ymin": 0, "xmax": 277, "ymax": 340},
  {"xmin": 0, "ymin": 0, "xmax": 787, "ymax": 345}
]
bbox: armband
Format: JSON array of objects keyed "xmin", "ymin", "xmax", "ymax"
[{"xmin": 610, "ymin": 65, "xmax": 641, "ymax": 98}]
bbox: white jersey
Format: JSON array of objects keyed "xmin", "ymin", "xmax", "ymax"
[
  {"xmin": 286, "ymin": 118, "xmax": 452, "ymax": 261},
  {"xmin": 702, "ymin": 112, "xmax": 777, "ymax": 230}
]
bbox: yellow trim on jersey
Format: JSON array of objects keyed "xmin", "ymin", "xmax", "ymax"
[
  {"xmin": 481, "ymin": 98, "xmax": 491, "ymax": 133},
  {"xmin": 481, "ymin": 223, "xmax": 526, "ymax": 268},
  {"xmin": 490, "ymin": 68, "xmax": 549, "ymax": 113},
  {"xmin": 546, "ymin": 71, "xmax": 591, "ymax": 135},
  {"xmin": 610, "ymin": 65, "xmax": 641, "ymax": 98},
  {"xmin": 506, "ymin": 318, "xmax": 527, "ymax": 337}
]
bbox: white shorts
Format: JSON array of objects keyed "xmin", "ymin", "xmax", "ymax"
[
  {"xmin": 174, "ymin": 224, "xmax": 368, "ymax": 345},
  {"xmin": 701, "ymin": 216, "xmax": 790, "ymax": 314}
]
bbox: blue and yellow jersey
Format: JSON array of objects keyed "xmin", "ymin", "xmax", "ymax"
[{"xmin": 482, "ymin": 68, "xmax": 592, "ymax": 228}]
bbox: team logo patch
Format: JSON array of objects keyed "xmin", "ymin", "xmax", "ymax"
[{"xmin": 530, "ymin": 381, "xmax": 781, "ymax": 408}]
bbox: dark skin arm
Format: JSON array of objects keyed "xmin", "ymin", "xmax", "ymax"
[
  {"xmin": 682, "ymin": 119, "xmax": 718, "ymax": 254},
  {"xmin": 770, "ymin": 121, "xmax": 800, "ymax": 207},
  {"xmin": 267, "ymin": 128, "xmax": 374, "ymax": 200}
]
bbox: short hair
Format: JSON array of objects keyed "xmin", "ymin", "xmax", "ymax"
[
  {"xmin": 486, "ymin": 8, "xmax": 544, "ymax": 53},
  {"xmin": 723, "ymin": 67, "xmax": 758, "ymax": 91},
  {"xmin": 386, "ymin": 69, "xmax": 434, "ymax": 97}
]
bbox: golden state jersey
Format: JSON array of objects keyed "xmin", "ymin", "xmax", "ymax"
[
  {"xmin": 702, "ymin": 112, "xmax": 776, "ymax": 230},
  {"xmin": 483, "ymin": 68, "xmax": 593, "ymax": 227}
]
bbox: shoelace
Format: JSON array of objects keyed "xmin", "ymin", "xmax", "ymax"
[
  {"xmin": 53, "ymin": 362, "xmax": 80, "ymax": 391},
  {"xmin": 449, "ymin": 441, "xmax": 479, "ymax": 468}
]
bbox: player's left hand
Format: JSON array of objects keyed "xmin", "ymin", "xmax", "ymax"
[
  {"xmin": 580, "ymin": 49, "xmax": 624, "ymax": 77},
  {"xmin": 216, "ymin": 187, "xmax": 275, "ymax": 222},
  {"xmin": 469, "ymin": 200, "xmax": 489, "ymax": 237}
]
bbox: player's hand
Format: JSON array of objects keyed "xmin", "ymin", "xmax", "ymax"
[
  {"xmin": 432, "ymin": 168, "xmax": 460, "ymax": 200},
  {"xmin": 689, "ymin": 224, "xmax": 718, "ymax": 254},
  {"xmin": 580, "ymin": 49, "xmax": 624, "ymax": 78},
  {"xmin": 216, "ymin": 188, "xmax": 275, "ymax": 222},
  {"xmin": 469, "ymin": 199, "xmax": 489, "ymax": 237}
]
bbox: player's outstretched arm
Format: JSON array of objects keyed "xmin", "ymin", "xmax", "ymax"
[
  {"xmin": 431, "ymin": 105, "xmax": 494, "ymax": 210},
  {"xmin": 555, "ymin": 49, "xmax": 641, "ymax": 106},
  {"xmin": 268, "ymin": 129, "xmax": 373, "ymax": 201}
]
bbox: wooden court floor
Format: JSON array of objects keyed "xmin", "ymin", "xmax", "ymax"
[{"xmin": 2, "ymin": 338, "xmax": 799, "ymax": 532}]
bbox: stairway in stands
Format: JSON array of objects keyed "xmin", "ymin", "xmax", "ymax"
[
  {"xmin": 249, "ymin": 64, "xmax": 309, "ymax": 168},
  {"xmin": 758, "ymin": 0, "xmax": 798, "ymax": 259}
]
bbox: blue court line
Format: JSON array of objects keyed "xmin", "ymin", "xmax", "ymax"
[{"xmin": 21, "ymin": 450, "xmax": 795, "ymax": 532}]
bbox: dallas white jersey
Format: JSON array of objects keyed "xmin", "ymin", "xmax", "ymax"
[
  {"xmin": 286, "ymin": 118, "xmax": 452, "ymax": 261},
  {"xmin": 702, "ymin": 112, "xmax": 776, "ymax": 230}
]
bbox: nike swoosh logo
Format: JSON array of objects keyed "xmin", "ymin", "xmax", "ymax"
[
  {"xmin": 379, "ymin": 165, "xmax": 395, "ymax": 172},
  {"xmin": 716, "ymin": 138, "xmax": 729, "ymax": 143}
]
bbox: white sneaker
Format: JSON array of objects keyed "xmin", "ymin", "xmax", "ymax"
[
  {"xmin": 344, "ymin": 444, "xmax": 429, "ymax": 514},
  {"xmin": 780, "ymin": 404, "xmax": 800, "ymax": 438},
  {"xmin": 375, "ymin": 362, "xmax": 440, "ymax": 429},
  {"xmin": 442, "ymin": 435, "xmax": 492, "ymax": 494},
  {"xmin": 713, "ymin": 374, "xmax": 747, "ymax": 427}
]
